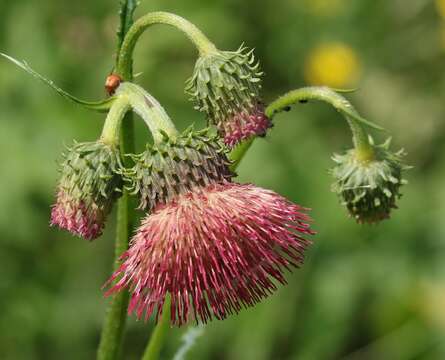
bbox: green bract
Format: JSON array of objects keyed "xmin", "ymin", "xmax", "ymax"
[
  {"xmin": 331, "ymin": 138, "xmax": 409, "ymax": 224},
  {"xmin": 126, "ymin": 128, "xmax": 233, "ymax": 211},
  {"xmin": 52, "ymin": 141, "xmax": 123, "ymax": 239},
  {"xmin": 61, "ymin": 141, "xmax": 122, "ymax": 200},
  {"xmin": 185, "ymin": 45, "xmax": 263, "ymax": 125}
]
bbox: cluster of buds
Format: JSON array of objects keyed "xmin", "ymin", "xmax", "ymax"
[
  {"xmin": 47, "ymin": 80, "xmax": 313, "ymax": 325},
  {"xmin": 331, "ymin": 138, "xmax": 408, "ymax": 224},
  {"xmin": 16, "ymin": 10, "xmax": 408, "ymax": 327},
  {"xmin": 186, "ymin": 45, "xmax": 272, "ymax": 147}
]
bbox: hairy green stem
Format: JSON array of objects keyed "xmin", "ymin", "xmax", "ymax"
[
  {"xmin": 100, "ymin": 95, "xmax": 131, "ymax": 146},
  {"xmin": 117, "ymin": 83, "xmax": 179, "ymax": 142},
  {"xmin": 265, "ymin": 86, "xmax": 378, "ymax": 161},
  {"xmin": 229, "ymin": 139, "xmax": 254, "ymax": 172},
  {"xmin": 229, "ymin": 86, "xmax": 382, "ymax": 168},
  {"xmin": 141, "ymin": 299, "xmax": 172, "ymax": 360},
  {"xmin": 97, "ymin": 2, "xmax": 137, "ymax": 359},
  {"xmin": 97, "ymin": 112, "xmax": 135, "ymax": 360},
  {"xmin": 116, "ymin": 11, "xmax": 217, "ymax": 80}
]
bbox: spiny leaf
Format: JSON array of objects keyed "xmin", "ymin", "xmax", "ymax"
[
  {"xmin": 1, "ymin": 53, "xmax": 114, "ymax": 112},
  {"xmin": 343, "ymin": 112, "xmax": 385, "ymax": 132}
]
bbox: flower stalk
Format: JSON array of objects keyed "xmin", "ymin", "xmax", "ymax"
[
  {"xmin": 117, "ymin": 11, "xmax": 217, "ymax": 80},
  {"xmin": 141, "ymin": 298, "xmax": 172, "ymax": 360},
  {"xmin": 265, "ymin": 86, "xmax": 382, "ymax": 161},
  {"xmin": 116, "ymin": 83, "xmax": 179, "ymax": 142},
  {"xmin": 100, "ymin": 95, "xmax": 131, "ymax": 146}
]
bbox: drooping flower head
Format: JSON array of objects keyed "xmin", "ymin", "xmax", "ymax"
[
  {"xmin": 50, "ymin": 141, "xmax": 122, "ymax": 240},
  {"xmin": 128, "ymin": 128, "xmax": 232, "ymax": 211},
  {"xmin": 331, "ymin": 138, "xmax": 408, "ymax": 224},
  {"xmin": 185, "ymin": 45, "xmax": 272, "ymax": 147},
  {"xmin": 106, "ymin": 129, "xmax": 313, "ymax": 325}
]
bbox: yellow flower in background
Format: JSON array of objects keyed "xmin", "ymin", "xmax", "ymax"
[
  {"xmin": 418, "ymin": 282, "xmax": 445, "ymax": 330},
  {"xmin": 304, "ymin": 0, "xmax": 345, "ymax": 17},
  {"xmin": 436, "ymin": 0, "xmax": 445, "ymax": 19},
  {"xmin": 304, "ymin": 42, "xmax": 361, "ymax": 88}
]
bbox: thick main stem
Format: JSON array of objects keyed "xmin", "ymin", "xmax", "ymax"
[
  {"xmin": 97, "ymin": 113, "xmax": 135, "ymax": 360},
  {"xmin": 97, "ymin": 2, "xmax": 137, "ymax": 357},
  {"xmin": 116, "ymin": 11, "xmax": 217, "ymax": 80}
]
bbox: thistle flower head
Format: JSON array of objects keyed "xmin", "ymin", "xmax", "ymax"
[
  {"xmin": 331, "ymin": 138, "xmax": 408, "ymax": 224},
  {"xmin": 127, "ymin": 127, "xmax": 233, "ymax": 211},
  {"xmin": 50, "ymin": 141, "xmax": 122, "ymax": 240},
  {"xmin": 106, "ymin": 183, "xmax": 313, "ymax": 325},
  {"xmin": 185, "ymin": 45, "xmax": 272, "ymax": 146}
]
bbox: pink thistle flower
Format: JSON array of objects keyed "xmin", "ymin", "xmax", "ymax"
[
  {"xmin": 222, "ymin": 103, "xmax": 273, "ymax": 147},
  {"xmin": 51, "ymin": 191, "xmax": 105, "ymax": 240},
  {"xmin": 106, "ymin": 182, "xmax": 313, "ymax": 326},
  {"xmin": 50, "ymin": 141, "xmax": 122, "ymax": 240}
]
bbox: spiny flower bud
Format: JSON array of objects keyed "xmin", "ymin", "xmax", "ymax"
[
  {"xmin": 50, "ymin": 141, "xmax": 122, "ymax": 240},
  {"xmin": 127, "ymin": 127, "xmax": 232, "ymax": 211},
  {"xmin": 185, "ymin": 45, "xmax": 272, "ymax": 147},
  {"xmin": 331, "ymin": 138, "xmax": 408, "ymax": 224},
  {"xmin": 106, "ymin": 129, "xmax": 313, "ymax": 326}
]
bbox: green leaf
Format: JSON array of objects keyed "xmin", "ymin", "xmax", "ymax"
[
  {"xmin": 342, "ymin": 110, "xmax": 385, "ymax": 132},
  {"xmin": 0, "ymin": 53, "xmax": 114, "ymax": 112}
]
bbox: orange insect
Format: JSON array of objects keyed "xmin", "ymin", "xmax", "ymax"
[{"xmin": 105, "ymin": 74, "xmax": 122, "ymax": 96}]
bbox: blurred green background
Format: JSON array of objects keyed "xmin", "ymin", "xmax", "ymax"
[{"xmin": 1, "ymin": 0, "xmax": 445, "ymax": 359}]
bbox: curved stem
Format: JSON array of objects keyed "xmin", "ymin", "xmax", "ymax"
[
  {"xmin": 141, "ymin": 298, "xmax": 172, "ymax": 360},
  {"xmin": 229, "ymin": 139, "xmax": 254, "ymax": 172},
  {"xmin": 265, "ymin": 86, "xmax": 378, "ymax": 160},
  {"xmin": 117, "ymin": 83, "xmax": 179, "ymax": 142},
  {"xmin": 229, "ymin": 86, "xmax": 382, "ymax": 168},
  {"xmin": 100, "ymin": 95, "xmax": 131, "ymax": 146},
  {"xmin": 117, "ymin": 11, "xmax": 217, "ymax": 80}
]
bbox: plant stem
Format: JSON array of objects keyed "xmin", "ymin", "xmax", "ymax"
[
  {"xmin": 229, "ymin": 139, "xmax": 254, "ymax": 172},
  {"xmin": 116, "ymin": 83, "xmax": 179, "ymax": 142},
  {"xmin": 141, "ymin": 299, "xmax": 172, "ymax": 360},
  {"xmin": 97, "ymin": 2, "xmax": 137, "ymax": 359},
  {"xmin": 116, "ymin": 11, "xmax": 217, "ymax": 80},
  {"xmin": 229, "ymin": 86, "xmax": 382, "ymax": 168},
  {"xmin": 265, "ymin": 86, "xmax": 370, "ymax": 150},
  {"xmin": 97, "ymin": 112, "xmax": 135, "ymax": 360},
  {"xmin": 100, "ymin": 95, "xmax": 131, "ymax": 146}
]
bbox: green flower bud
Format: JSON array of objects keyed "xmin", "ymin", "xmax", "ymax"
[
  {"xmin": 331, "ymin": 138, "xmax": 409, "ymax": 224},
  {"xmin": 185, "ymin": 45, "xmax": 272, "ymax": 147},
  {"xmin": 126, "ymin": 128, "xmax": 233, "ymax": 211},
  {"xmin": 51, "ymin": 141, "xmax": 123, "ymax": 239}
]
